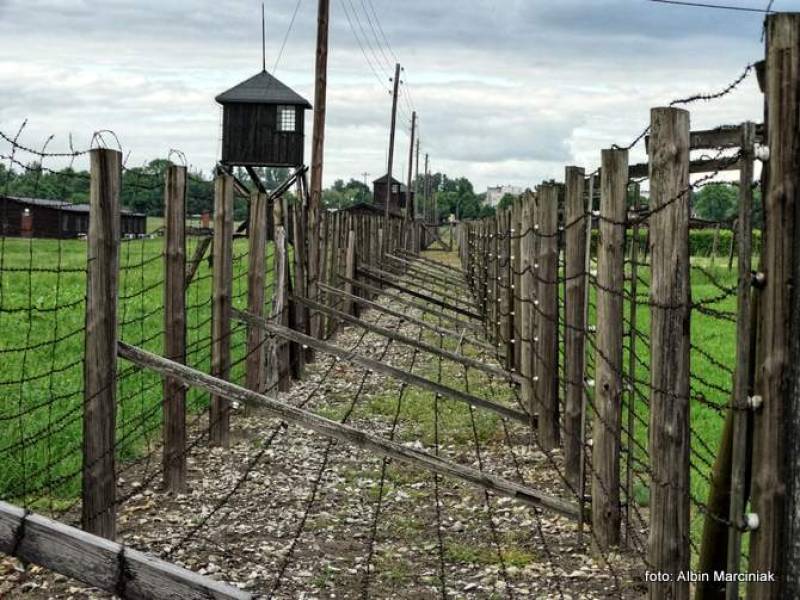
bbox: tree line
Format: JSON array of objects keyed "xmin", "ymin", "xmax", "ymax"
[{"xmin": 1, "ymin": 161, "xmax": 757, "ymax": 227}]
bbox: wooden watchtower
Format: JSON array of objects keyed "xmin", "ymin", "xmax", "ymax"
[{"xmin": 216, "ymin": 70, "xmax": 312, "ymax": 168}]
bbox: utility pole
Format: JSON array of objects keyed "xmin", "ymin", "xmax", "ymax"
[
  {"xmin": 424, "ymin": 153, "xmax": 430, "ymax": 225},
  {"xmin": 414, "ymin": 137, "xmax": 420, "ymax": 220},
  {"xmin": 361, "ymin": 172, "xmax": 370, "ymax": 188},
  {"xmin": 308, "ymin": 0, "xmax": 329, "ymax": 342},
  {"xmin": 406, "ymin": 111, "xmax": 416, "ymax": 222},
  {"xmin": 384, "ymin": 62, "xmax": 401, "ymax": 226}
]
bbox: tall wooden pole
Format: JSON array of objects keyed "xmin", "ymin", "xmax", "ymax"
[
  {"xmin": 246, "ymin": 191, "xmax": 269, "ymax": 395},
  {"xmin": 759, "ymin": 13, "xmax": 800, "ymax": 600},
  {"xmin": 210, "ymin": 174, "xmax": 234, "ymax": 447},
  {"xmin": 535, "ymin": 184, "xmax": 560, "ymax": 451},
  {"xmin": 406, "ymin": 111, "xmax": 416, "ymax": 222},
  {"xmin": 384, "ymin": 63, "xmax": 402, "ymax": 226},
  {"xmin": 592, "ymin": 148, "xmax": 627, "ymax": 550},
  {"xmin": 564, "ymin": 166, "xmax": 587, "ymax": 492},
  {"xmin": 83, "ymin": 148, "xmax": 121, "ymax": 539},
  {"xmin": 308, "ymin": 0, "xmax": 329, "ymax": 341},
  {"xmin": 163, "ymin": 165, "xmax": 187, "ymax": 494},
  {"xmin": 648, "ymin": 107, "xmax": 691, "ymax": 600}
]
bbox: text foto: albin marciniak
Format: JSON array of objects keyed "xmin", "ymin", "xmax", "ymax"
[{"xmin": 645, "ymin": 571, "xmax": 776, "ymax": 583}]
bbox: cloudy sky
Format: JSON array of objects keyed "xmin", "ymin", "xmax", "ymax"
[{"xmin": 0, "ymin": 0, "xmax": 783, "ymax": 192}]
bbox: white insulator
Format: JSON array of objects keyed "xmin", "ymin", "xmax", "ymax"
[
  {"xmin": 755, "ymin": 145, "xmax": 770, "ymax": 162},
  {"xmin": 745, "ymin": 513, "xmax": 760, "ymax": 531},
  {"xmin": 534, "ymin": 300, "xmax": 540, "ymax": 306},
  {"xmin": 534, "ymin": 337, "xmax": 539, "ymax": 343},
  {"xmin": 592, "ymin": 210, "xmax": 600, "ymax": 218},
  {"xmin": 533, "ymin": 376, "xmax": 540, "ymax": 382},
  {"xmin": 748, "ymin": 395, "xmax": 763, "ymax": 410},
  {"xmin": 588, "ymin": 325, "xmax": 597, "ymax": 333},
  {"xmin": 586, "ymin": 378, "xmax": 596, "ymax": 388}
]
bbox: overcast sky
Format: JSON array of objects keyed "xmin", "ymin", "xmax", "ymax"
[{"xmin": 0, "ymin": 0, "xmax": 785, "ymax": 192}]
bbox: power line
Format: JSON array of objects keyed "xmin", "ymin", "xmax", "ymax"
[
  {"xmin": 272, "ymin": 0, "xmax": 304, "ymax": 75},
  {"xmin": 345, "ymin": 0, "xmax": 391, "ymax": 80},
  {"xmin": 650, "ymin": 0, "xmax": 775, "ymax": 12},
  {"xmin": 338, "ymin": 0, "xmax": 391, "ymax": 91}
]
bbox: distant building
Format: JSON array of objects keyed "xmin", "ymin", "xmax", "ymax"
[
  {"xmin": 0, "ymin": 196, "xmax": 147, "ymax": 238},
  {"xmin": 486, "ymin": 185, "xmax": 524, "ymax": 208},
  {"xmin": 372, "ymin": 174, "xmax": 414, "ymax": 217}
]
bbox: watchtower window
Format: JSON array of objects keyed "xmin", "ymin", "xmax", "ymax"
[{"xmin": 277, "ymin": 106, "xmax": 296, "ymax": 132}]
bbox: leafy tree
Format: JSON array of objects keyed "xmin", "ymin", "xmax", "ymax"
[
  {"xmin": 497, "ymin": 193, "xmax": 518, "ymax": 211},
  {"xmin": 692, "ymin": 183, "xmax": 738, "ymax": 222}
]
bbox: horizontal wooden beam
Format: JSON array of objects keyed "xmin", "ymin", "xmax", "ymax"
[
  {"xmin": 367, "ymin": 265, "xmax": 474, "ymax": 309},
  {"xmin": 318, "ymin": 283, "xmax": 496, "ymax": 353},
  {"xmin": 628, "ymin": 156, "xmax": 741, "ymax": 179},
  {"xmin": 396, "ymin": 248, "xmax": 463, "ymax": 274},
  {"xmin": 340, "ymin": 276, "xmax": 486, "ymax": 336},
  {"xmin": 384, "ymin": 254, "xmax": 466, "ymax": 288},
  {"xmin": 644, "ymin": 123, "xmax": 764, "ymax": 152},
  {"xmin": 231, "ymin": 310, "xmax": 527, "ymax": 424},
  {"xmin": 118, "ymin": 342, "xmax": 580, "ymax": 520},
  {"xmin": 358, "ymin": 268, "xmax": 483, "ymax": 320},
  {"xmin": 0, "ymin": 501, "xmax": 251, "ymax": 600},
  {"xmin": 295, "ymin": 294, "xmax": 525, "ymax": 386}
]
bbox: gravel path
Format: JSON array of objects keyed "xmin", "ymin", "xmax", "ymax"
[{"xmin": 1, "ymin": 254, "xmax": 645, "ymax": 599}]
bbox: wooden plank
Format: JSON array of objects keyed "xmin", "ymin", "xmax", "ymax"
[
  {"xmin": 519, "ymin": 195, "xmax": 536, "ymax": 434},
  {"xmin": 564, "ymin": 166, "xmax": 587, "ymax": 492},
  {"xmin": 358, "ymin": 268, "xmax": 483, "ymax": 320},
  {"xmin": 341, "ymin": 275, "xmax": 486, "ymax": 336},
  {"xmin": 185, "ymin": 236, "xmax": 212, "ymax": 289},
  {"xmin": 628, "ymin": 156, "xmax": 741, "ymax": 179},
  {"xmin": 723, "ymin": 121, "xmax": 756, "ymax": 600},
  {"xmin": 318, "ymin": 283, "xmax": 495, "ymax": 352},
  {"xmin": 245, "ymin": 191, "xmax": 268, "ymax": 394},
  {"xmin": 535, "ymin": 184, "xmax": 560, "ymax": 451},
  {"xmin": 272, "ymin": 198, "xmax": 290, "ymax": 392},
  {"xmin": 344, "ymin": 228, "xmax": 356, "ymax": 316},
  {"xmin": 291, "ymin": 183, "xmax": 310, "ymax": 366},
  {"xmin": 752, "ymin": 14, "xmax": 800, "ymax": 599},
  {"xmin": 210, "ymin": 174, "xmax": 234, "ymax": 447},
  {"xmin": 648, "ymin": 106, "xmax": 691, "ymax": 600},
  {"xmin": 592, "ymin": 148, "xmax": 627, "ymax": 550},
  {"xmin": 294, "ymin": 294, "xmax": 525, "ymax": 386},
  {"xmin": 231, "ymin": 310, "xmax": 529, "ymax": 425},
  {"xmin": 0, "ymin": 501, "xmax": 251, "ymax": 600},
  {"xmin": 83, "ymin": 148, "xmax": 121, "ymax": 539},
  {"xmin": 369, "ymin": 264, "xmax": 474, "ymax": 310},
  {"xmin": 118, "ymin": 342, "xmax": 579, "ymax": 519},
  {"xmin": 163, "ymin": 165, "xmax": 188, "ymax": 494}
]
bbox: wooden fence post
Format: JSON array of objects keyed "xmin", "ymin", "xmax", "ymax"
[
  {"xmin": 271, "ymin": 199, "xmax": 289, "ymax": 394},
  {"xmin": 536, "ymin": 183, "xmax": 560, "ymax": 451},
  {"xmin": 648, "ymin": 106, "xmax": 691, "ymax": 599},
  {"xmin": 592, "ymin": 148, "xmax": 627, "ymax": 550},
  {"xmin": 344, "ymin": 228, "xmax": 357, "ymax": 315},
  {"xmin": 246, "ymin": 191, "xmax": 268, "ymax": 395},
  {"xmin": 520, "ymin": 195, "xmax": 536, "ymax": 435},
  {"xmin": 83, "ymin": 148, "xmax": 121, "ymax": 539},
  {"xmin": 210, "ymin": 174, "xmax": 234, "ymax": 447},
  {"xmin": 759, "ymin": 13, "xmax": 800, "ymax": 599},
  {"xmin": 564, "ymin": 166, "xmax": 587, "ymax": 492},
  {"xmin": 291, "ymin": 192, "xmax": 311, "ymax": 365},
  {"xmin": 163, "ymin": 165, "xmax": 187, "ymax": 493}
]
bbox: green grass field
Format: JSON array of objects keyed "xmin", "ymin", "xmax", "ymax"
[{"xmin": 0, "ymin": 234, "xmax": 261, "ymax": 508}]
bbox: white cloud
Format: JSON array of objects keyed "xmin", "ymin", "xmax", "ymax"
[{"xmin": 0, "ymin": 0, "xmax": 772, "ymax": 191}]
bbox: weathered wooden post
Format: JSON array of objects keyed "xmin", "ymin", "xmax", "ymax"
[
  {"xmin": 246, "ymin": 191, "xmax": 268, "ymax": 395},
  {"xmin": 625, "ymin": 182, "xmax": 641, "ymax": 546},
  {"xmin": 648, "ymin": 106, "xmax": 691, "ymax": 599},
  {"xmin": 83, "ymin": 148, "xmax": 121, "ymax": 538},
  {"xmin": 694, "ymin": 125, "xmax": 757, "ymax": 600},
  {"xmin": 564, "ymin": 167, "xmax": 587, "ymax": 492},
  {"xmin": 759, "ymin": 12, "xmax": 800, "ymax": 600},
  {"xmin": 344, "ymin": 228, "xmax": 357, "ymax": 316},
  {"xmin": 536, "ymin": 183, "xmax": 560, "ymax": 451},
  {"xmin": 724, "ymin": 122, "xmax": 756, "ymax": 600},
  {"xmin": 210, "ymin": 174, "xmax": 234, "ymax": 447},
  {"xmin": 592, "ymin": 148, "xmax": 627, "ymax": 550},
  {"xmin": 163, "ymin": 164, "xmax": 187, "ymax": 493},
  {"xmin": 269, "ymin": 199, "xmax": 289, "ymax": 394},
  {"xmin": 520, "ymin": 197, "xmax": 535, "ymax": 433},
  {"xmin": 292, "ymin": 192, "xmax": 311, "ymax": 365}
]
